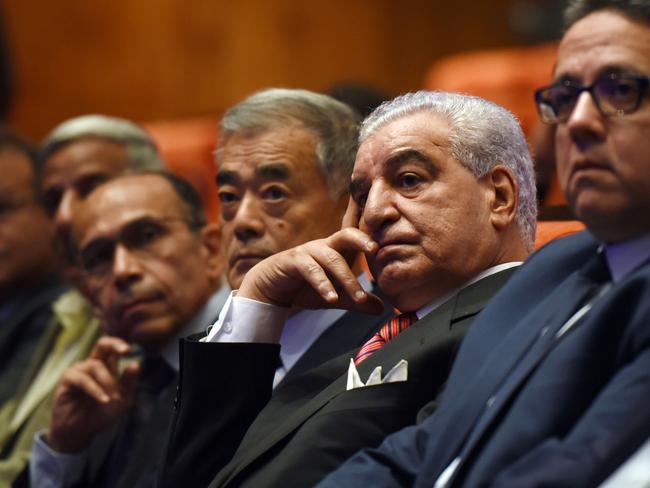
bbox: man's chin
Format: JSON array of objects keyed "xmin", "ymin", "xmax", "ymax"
[{"xmin": 126, "ymin": 318, "xmax": 179, "ymax": 353}]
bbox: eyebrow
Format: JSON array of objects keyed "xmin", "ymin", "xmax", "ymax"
[
  {"xmin": 255, "ymin": 162, "xmax": 290, "ymax": 180},
  {"xmin": 384, "ymin": 149, "xmax": 434, "ymax": 170},
  {"xmin": 81, "ymin": 215, "xmax": 164, "ymax": 251},
  {"xmin": 555, "ymin": 64, "xmax": 642, "ymax": 83},
  {"xmin": 349, "ymin": 149, "xmax": 437, "ymax": 197},
  {"xmin": 216, "ymin": 170, "xmax": 239, "ymax": 186}
]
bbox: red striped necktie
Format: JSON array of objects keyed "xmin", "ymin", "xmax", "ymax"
[{"xmin": 354, "ymin": 312, "xmax": 418, "ymax": 365}]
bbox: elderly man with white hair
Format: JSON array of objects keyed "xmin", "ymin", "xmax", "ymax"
[{"xmin": 158, "ymin": 90, "xmax": 536, "ymax": 488}]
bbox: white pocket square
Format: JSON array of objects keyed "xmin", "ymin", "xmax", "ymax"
[{"xmin": 346, "ymin": 358, "xmax": 408, "ymax": 391}]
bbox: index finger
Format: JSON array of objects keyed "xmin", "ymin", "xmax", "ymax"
[
  {"xmin": 341, "ymin": 196, "xmax": 361, "ymax": 229},
  {"xmin": 90, "ymin": 336, "xmax": 131, "ymax": 374}
]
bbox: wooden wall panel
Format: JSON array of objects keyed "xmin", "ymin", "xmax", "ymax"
[{"xmin": 1, "ymin": 0, "xmax": 521, "ymax": 139}]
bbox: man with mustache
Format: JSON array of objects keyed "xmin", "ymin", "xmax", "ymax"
[
  {"xmin": 29, "ymin": 172, "xmax": 226, "ymax": 487},
  {"xmin": 319, "ymin": 1, "xmax": 650, "ymax": 486},
  {"xmin": 159, "ymin": 91, "xmax": 536, "ymax": 487},
  {"xmin": 0, "ymin": 115, "xmax": 165, "ymax": 485},
  {"xmin": 0, "ymin": 129, "xmax": 61, "ymax": 404}
]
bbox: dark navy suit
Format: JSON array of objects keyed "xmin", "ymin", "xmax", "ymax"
[{"xmin": 319, "ymin": 231, "xmax": 650, "ymax": 487}]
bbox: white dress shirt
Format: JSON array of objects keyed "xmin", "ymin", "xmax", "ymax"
[{"xmin": 204, "ymin": 274, "xmax": 373, "ymax": 387}]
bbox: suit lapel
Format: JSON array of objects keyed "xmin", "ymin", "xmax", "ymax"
[
  {"xmin": 217, "ymin": 269, "xmax": 515, "ymax": 486},
  {"xmin": 428, "ymin": 268, "xmax": 601, "ymax": 474},
  {"xmin": 278, "ymin": 290, "xmax": 393, "ymax": 386},
  {"xmin": 0, "ymin": 281, "xmax": 63, "ymax": 359}
]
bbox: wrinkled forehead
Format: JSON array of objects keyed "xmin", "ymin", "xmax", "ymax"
[{"xmin": 217, "ymin": 126, "xmax": 319, "ymax": 181}]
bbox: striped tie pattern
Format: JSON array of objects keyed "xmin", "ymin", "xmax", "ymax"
[{"xmin": 354, "ymin": 312, "xmax": 418, "ymax": 365}]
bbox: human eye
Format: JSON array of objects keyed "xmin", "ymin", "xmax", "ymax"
[
  {"xmin": 81, "ymin": 241, "xmax": 113, "ymax": 274},
  {"xmin": 550, "ymin": 82, "xmax": 580, "ymax": 113},
  {"xmin": 77, "ymin": 174, "xmax": 109, "ymax": 198},
  {"xmin": 397, "ymin": 171, "xmax": 424, "ymax": 190},
  {"xmin": 126, "ymin": 221, "xmax": 166, "ymax": 249},
  {"xmin": 261, "ymin": 185, "xmax": 288, "ymax": 202},
  {"xmin": 41, "ymin": 188, "xmax": 63, "ymax": 217},
  {"xmin": 218, "ymin": 189, "xmax": 240, "ymax": 204},
  {"xmin": 598, "ymin": 75, "xmax": 639, "ymax": 107}
]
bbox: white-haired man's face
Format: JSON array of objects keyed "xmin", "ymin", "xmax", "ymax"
[{"xmin": 351, "ymin": 112, "xmax": 512, "ymax": 312}]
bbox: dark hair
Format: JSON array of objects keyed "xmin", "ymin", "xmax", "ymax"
[
  {"xmin": 564, "ymin": 0, "xmax": 650, "ymax": 29},
  {"xmin": 0, "ymin": 127, "xmax": 40, "ymax": 173},
  {"xmin": 156, "ymin": 172, "xmax": 208, "ymax": 231}
]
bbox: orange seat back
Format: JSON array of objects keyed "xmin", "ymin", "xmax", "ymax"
[
  {"xmin": 144, "ymin": 116, "xmax": 220, "ymax": 223},
  {"xmin": 534, "ymin": 220, "xmax": 585, "ymax": 249}
]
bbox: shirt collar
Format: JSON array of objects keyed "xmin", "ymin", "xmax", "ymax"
[
  {"xmin": 416, "ymin": 262, "xmax": 523, "ymax": 319},
  {"xmin": 278, "ymin": 273, "xmax": 372, "ymax": 373},
  {"xmin": 160, "ymin": 283, "xmax": 231, "ymax": 371},
  {"xmin": 604, "ymin": 231, "xmax": 650, "ymax": 283}
]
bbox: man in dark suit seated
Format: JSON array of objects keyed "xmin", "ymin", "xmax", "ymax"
[
  {"xmin": 0, "ymin": 129, "xmax": 62, "ymax": 404},
  {"xmin": 158, "ymin": 91, "xmax": 537, "ymax": 488},
  {"xmin": 28, "ymin": 172, "xmax": 226, "ymax": 487},
  {"xmin": 319, "ymin": 1, "xmax": 650, "ymax": 486}
]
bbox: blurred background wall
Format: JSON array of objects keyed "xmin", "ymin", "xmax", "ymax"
[{"xmin": 0, "ymin": 0, "xmax": 564, "ymax": 139}]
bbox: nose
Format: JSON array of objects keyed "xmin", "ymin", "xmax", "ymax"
[
  {"xmin": 112, "ymin": 244, "xmax": 143, "ymax": 292},
  {"xmin": 53, "ymin": 189, "xmax": 81, "ymax": 265},
  {"xmin": 54, "ymin": 189, "xmax": 79, "ymax": 234},
  {"xmin": 360, "ymin": 181, "xmax": 400, "ymax": 238},
  {"xmin": 566, "ymin": 91, "xmax": 606, "ymax": 148},
  {"xmin": 232, "ymin": 193, "xmax": 265, "ymax": 243}
]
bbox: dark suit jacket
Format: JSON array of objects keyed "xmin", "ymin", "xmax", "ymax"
[
  {"xmin": 0, "ymin": 279, "xmax": 66, "ymax": 405},
  {"xmin": 319, "ymin": 231, "xmax": 650, "ymax": 488},
  {"xmin": 158, "ymin": 269, "xmax": 515, "ymax": 488}
]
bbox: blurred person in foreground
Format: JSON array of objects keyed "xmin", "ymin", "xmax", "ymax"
[
  {"xmin": 0, "ymin": 129, "xmax": 61, "ymax": 405},
  {"xmin": 0, "ymin": 115, "xmax": 164, "ymax": 485},
  {"xmin": 319, "ymin": 1, "xmax": 650, "ymax": 486},
  {"xmin": 158, "ymin": 90, "xmax": 535, "ymax": 488},
  {"xmin": 29, "ymin": 172, "xmax": 225, "ymax": 487}
]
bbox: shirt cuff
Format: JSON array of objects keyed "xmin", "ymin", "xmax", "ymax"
[
  {"xmin": 202, "ymin": 291, "xmax": 292, "ymax": 344},
  {"xmin": 31, "ymin": 430, "xmax": 88, "ymax": 488}
]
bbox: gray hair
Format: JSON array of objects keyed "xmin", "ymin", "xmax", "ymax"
[
  {"xmin": 216, "ymin": 88, "xmax": 360, "ymax": 199},
  {"xmin": 361, "ymin": 91, "xmax": 537, "ymax": 250},
  {"xmin": 41, "ymin": 114, "xmax": 164, "ymax": 170},
  {"xmin": 564, "ymin": 0, "xmax": 650, "ymax": 29}
]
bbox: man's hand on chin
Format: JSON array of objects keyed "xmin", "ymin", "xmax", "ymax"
[{"xmin": 238, "ymin": 227, "xmax": 384, "ymax": 315}]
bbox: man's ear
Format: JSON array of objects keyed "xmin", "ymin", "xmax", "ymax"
[
  {"xmin": 484, "ymin": 165, "xmax": 518, "ymax": 231},
  {"xmin": 200, "ymin": 223, "xmax": 224, "ymax": 281}
]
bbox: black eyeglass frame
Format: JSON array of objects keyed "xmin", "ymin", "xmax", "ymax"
[{"xmin": 535, "ymin": 73, "xmax": 650, "ymax": 124}]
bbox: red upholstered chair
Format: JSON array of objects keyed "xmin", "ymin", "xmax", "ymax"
[
  {"xmin": 143, "ymin": 116, "xmax": 221, "ymax": 223},
  {"xmin": 534, "ymin": 221, "xmax": 586, "ymax": 250}
]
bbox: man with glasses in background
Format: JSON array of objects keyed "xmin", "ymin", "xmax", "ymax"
[
  {"xmin": 319, "ymin": 0, "xmax": 650, "ymax": 486},
  {"xmin": 29, "ymin": 172, "xmax": 226, "ymax": 488}
]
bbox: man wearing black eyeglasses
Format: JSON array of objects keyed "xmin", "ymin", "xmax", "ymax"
[
  {"xmin": 26, "ymin": 172, "xmax": 227, "ymax": 488},
  {"xmin": 319, "ymin": 1, "xmax": 650, "ymax": 486}
]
